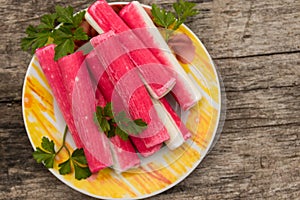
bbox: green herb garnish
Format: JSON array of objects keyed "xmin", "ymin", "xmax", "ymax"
[
  {"xmin": 151, "ymin": 0, "xmax": 199, "ymax": 40},
  {"xmin": 32, "ymin": 137, "xmax": 56, "ymax": 168},
  {"xmin": 59, "ymin": 148, "xmax": 91, "ymax": 180},
  {"xmin": 172, "ymin": 0, "xmax": 199, "ymax": 30},
  {"xmin": 94, "ymin": 103, "xmax": 147, "ymax": 140},
  {"xmin": 33, "ymin": 126, "xmax": 91, "ymax": 180},
  {"xmin": 21, "ymin": 13, "xmax": 57, "ymax": 55},
  {"xmin": 21, "ymin": 5, "xmax": 88, "ymax": 60},
  {"xmin": 151, "ymin": 4, "xmax": 176, "ymax": 30}
]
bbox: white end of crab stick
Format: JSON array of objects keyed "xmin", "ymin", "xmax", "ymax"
[
  {"xmin": 151, "ymin": 99, "xmax": 184, "ymax": 150},
  {"xmin": 85, "ymin": 11, "xmax": 104, "ymax": 35}
]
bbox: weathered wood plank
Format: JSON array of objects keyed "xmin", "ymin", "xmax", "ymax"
[
  {"xmin": 190, "ymin": 0, "xmax": 300, "ymax": 58},
  {"xmin": 215, "ymin": 53, "xmax": 300, "ymax": 92}
]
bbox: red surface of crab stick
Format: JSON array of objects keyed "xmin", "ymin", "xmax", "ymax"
[
  {"xmin": 119, "ymin": 1, "xmax": 202, "ymax": 110},
  {"xmin": 90, "ymin": 31, "xmax": 170, "ymax": 148},
  {"xmin": 86, "ymin": 49, "xmax": 163, "ymax": 157},
  {"xmin": 35, "ymin": 45, "xmax": 83, "ymax": 148},
  {"xmin": 36, "ymin": 46, "xmax": 112, "ymax": 172},
  {"xmin": 85, "ymin": 0, "xmax": 176, "ymax": 99},
  {"xmin": 86, "ymin": 50, "xmax": 115, "ymax": 102},
  {"xmin": 57, "ymin": 51, "xmax": 86, "ymax": 104},
  {"xmin": 95, "ymin": 87, "xmax": 106, "ymax": 107},
  {"xmin": 57, "ymin": 50, "xmax": 113, "ymax": 173}
]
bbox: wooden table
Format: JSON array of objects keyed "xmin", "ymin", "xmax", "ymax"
[{"xmin": 1, "ymin": 0, "xmax": 299, "ymax": 199}]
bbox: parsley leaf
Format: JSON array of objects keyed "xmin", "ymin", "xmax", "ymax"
[
  {"xmin": 151, "ymin": 4, "xmax": 176, "ymax": 28},
  {"xmin": 151, "ymin": 0, "xmax": 199, "ymax": 40},
  {"xmin": 58, "ymin": 159, "xmax": 71, "ymax": 175},
  {"xmin": 104, "ymin": 102, "xmax": 113, "ymax": 118},
  {"xmin": 21, "ymin": 13, "xmax": 57, "ymax": 53},
  {"xmin": 72, "ymin": 149, "xmax": 88, "ymax": 165},
  {"xmin": 33, "ymin": 127, "xmax": 91, "ymax": 180},
  {"xmin": 58, "ymin": 149, "xmax": 91, "ymax": 179},
  {"xmin": 41, "ymin": 136, "xmax": 55, "ymax": 154},
  {"xmin": 37, "ymin": 13, "xmax": 57, "ymax": 30},
  {"xmin": 21, "ymin": 5, "xmax": 88, "ymax": 60},
  {"xmin": 94, "ymin": 104, "xmax": 148, "ymax": 141},
  {"xmin": 52, "ymin": 26, "xmax": 88, "ymax": 60},
  {"xmin": 134, "ymin": 119, "xmax": 148, "ymax": 127},
  {"xmin": 115, "ymin": 126, "xmax": 129, "ymax": 141},
  {"xmin": 55, "ymin": 6, "xmax": 86, "ymax": 28},
  {"xmin": 32, "ymin": 137, "xmax": 56, "ymax": 168},
  {"xmin": 133, "ymin": 119, "xmax": 148, "ymax": 134},
  {"xmin": 54, "ymin": 37, "xmax": 75, "ymax": 61},
  {"xmin": 73, "ymin": 11, "xmax": 86, "ymax": 27},
  {"xmin": 95, "ymin": 106, "xmax": 111, "ymax": 132},
  {"xmin": 114, "ymin": 111, "xmax": 134, "ymax": 135},
  {"xmin": 100, "ymin": 118, "xmax": 111, "ymax": 132},
  {"xmin": 21, "ymin": 26, "xmax": 53, "ymax": 54},
  {"xmin": 32, "ymin": 148, "xmax": 55, "ymax": 168},
  {"xmin": 73, "ymin": 27, "xmax": 89, "ymax": 41},
  {"xmin": 114, "ymin": 111, "xmax": 128, "ymax": 124},
  {"xmin": 71, "ymin": 149, "xmax": 91, "ymax": 180},
  {"xmin": 172, "ymin": 0, "xmax": 199, "ymax": 30},
  {"xmin": 107, "ymin": 125, "xmax": 116, "ymax": 138},
  {"xmin": 55, "ymin": 6, "xmax": 74, "ymax": 24},
  {"xmin": 73, "ymin": 163, "xmax": 91, "ymax": 180}
]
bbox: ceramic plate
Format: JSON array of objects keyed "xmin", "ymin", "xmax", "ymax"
[{"xmin": 22, "ymin": 2, "xmax": 223, "ymax": 199}]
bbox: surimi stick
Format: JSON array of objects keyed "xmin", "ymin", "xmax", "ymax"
[
  {"xmin": 119, "ymin": 1, "xmax": 202, "ymax": 110},
  {"xmin": 85, "ymin": 0, "xmax": 176, "ymax": 99},
  {"xmin": 86, "ymin": 50, "xmax": 115, "ymax": 102},
  {"xmin": 35, "ymin": 45, "xmax": 83, "ymax": 148},
  {"xmin": 153, "ymin": 97, "xmax": 191, "ymax": 150},
  {"xmin": 151, "ymin": 99, "xmax": 184, "ymax": 150},
  {"xmin": 90, "ymin": 31, "xmax": 170, "ymax": 148},
  {"xmin": 90, "ymin": 31, "xmax": 169, "ymax": 147},
  {"xmin": 58, "ymin": 51, "xmax": 113, "ymax": 173},
  {"xmin": 36, "ymin": 46, "xmax": 113, "ymax": 173},
  {"xmin": 86, "ymin": 48, "xmax": 163, "ymax": 157},
  {"xmin": 159, "ymin": 98, "xmax": 191, "ymax": 141}
]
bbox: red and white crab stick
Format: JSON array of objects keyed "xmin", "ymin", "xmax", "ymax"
[
  {"xmin": 119, "ymin": 1, "xmax": 202, "ymax": 110},
  {"xmin": 86, "ymin": 49, "xmax": 163, "ymax": 157},
  {"xmin": 36, "ymin": 45, "xmax": 113, "ymax": 173},
  {"xmin": 85, "ymin": 0, "xmax": 176, "ymax": 100},
  {"xmin": 90, "ymin": 31, "xmax": 170, "ymax": 149}
]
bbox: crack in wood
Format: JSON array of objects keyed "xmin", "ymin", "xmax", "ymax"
[
  {"xmin": 213, "ymin": 50, "xmax": 300, "ymax": 60},
  {"xmin": 224, "ymin": 84, "xmax": 298, "ymax": 93}
]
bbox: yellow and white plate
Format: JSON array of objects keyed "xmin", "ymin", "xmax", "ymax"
[{"xmin": 22, "ymin": 2, "xmax": 224, "ymax": 199}]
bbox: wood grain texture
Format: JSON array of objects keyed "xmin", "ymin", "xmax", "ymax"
[{"xmin": 0, "ymin": 0, "xmax": 299, "ymax": 199}]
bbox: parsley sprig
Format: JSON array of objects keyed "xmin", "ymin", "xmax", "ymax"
[
  {"xmin": 151, "ymin": 0, "xmax": 199, "ymax": 41},
  {"xmin": 32, "ymin": 126, "xmax": 91, "ymax": 180},
  {"xmin": 21, "ymin": 5, "xmax": 88, "ymax": 60},
  {"xmin": 94, "ymin": 103, "xmax": 147, "ymax": 141},
  {"xmin": 32, "ymin": 136, "xmax": 56, "ymax": 168}
]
